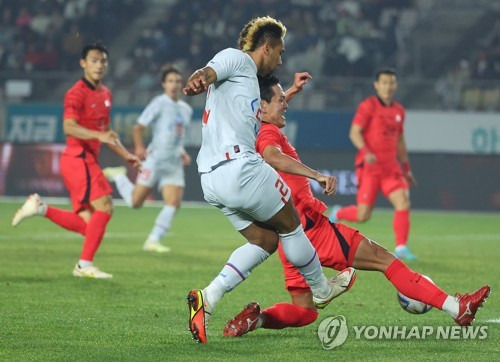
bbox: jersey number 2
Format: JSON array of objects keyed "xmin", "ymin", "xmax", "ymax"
[{"xmin": 275, "ymin": 178, "xmax": 289, "ymax": 205}]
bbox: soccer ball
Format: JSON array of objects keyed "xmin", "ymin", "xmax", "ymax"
[{"xmin": 397, "ymin": 276, "xmax": 433, "ymax": 314}]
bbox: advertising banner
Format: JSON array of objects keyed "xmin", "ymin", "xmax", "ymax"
[{"xmin": 1, "ymin": 144, "xmax": 498, "ymax": 211}]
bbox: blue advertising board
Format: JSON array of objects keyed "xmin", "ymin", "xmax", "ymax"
[{"xmin": 5, "ymin": 104, "xmax": 355, "ymax": 150}]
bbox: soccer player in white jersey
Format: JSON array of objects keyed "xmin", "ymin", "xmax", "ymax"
[
  {"xmin": 104, "ymin": 65, "xmax": 193, "ymax": 253},
  {"xmin": 183, "ymin": 16, "xmax": 343, "ymax": 344}
]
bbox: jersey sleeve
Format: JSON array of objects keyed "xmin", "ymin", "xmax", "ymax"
[
  {"xmin": 63, "ymin": 87, "xmax": 84, "ymax": 120},
  {"xmin": 352, "ymin": 99, "xmax": 373, "ymax": 129},
  {"xmin": 256, "ymin": 126, "xmax": 282, "ymax": 156},
  {"xmin": 207, "ymin": 48, "xmax": 245, "ymax": 82},
  {"xmin": 399, "ymin": 106, "xmax": 406, "ymax": 135},
  {"xmin": 138, "ymin": 97, "xmax": 159, "ymax": 127}
]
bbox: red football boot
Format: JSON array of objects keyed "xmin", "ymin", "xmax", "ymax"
[
  {"xmin": 453, "ymin": 285, "xmax": 491, "ymax": 326},
  {"xmin": 223, "ymin": 302, "xmax": 261, "ymax": 337}
]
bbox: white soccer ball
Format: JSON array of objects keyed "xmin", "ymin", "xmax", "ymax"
[{"xmin": 397, "ymin": 276, "xmax": 434, "ymax": 314}]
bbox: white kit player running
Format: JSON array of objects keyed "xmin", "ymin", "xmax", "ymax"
[
  {"xmin": 183, "ymin": 16, "xmax": 342, "ymax": 344},
  {"xmin": 104, "ymin": 65, "xmax": 193, "ymax": 253}
]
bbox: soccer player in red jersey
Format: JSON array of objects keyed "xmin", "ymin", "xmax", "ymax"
[
  {"xmin": 12, "ymin": 42, "xmax": 141, "ymax": 279},
  {"xmin": 223, "ymin": 74, "xmax": 490, "ymax": 337},
  {"xmin": 330, "ymin": 69, "xmax": 418, "ymax": 260}
]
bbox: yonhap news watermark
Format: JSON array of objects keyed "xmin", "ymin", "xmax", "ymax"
[{"xmin": 317, "ymin": 315, "xmax": 489, "ymax": 350}]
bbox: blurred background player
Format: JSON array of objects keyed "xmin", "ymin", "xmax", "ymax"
[
  {"xmin": 183, "ymin": 16, "xmax": 339, "ymax": 344},
  {"xmin": 11, "ymin": 42, "xmax": 141, "ymax": 279},
  {"xmin": 223, "ymin": 74, "xmax": 490, "ymax": 337},
  {"xmin": 330, "ymin": 68, "xmax": 418, "ymax": 260},
  {"xmin": 103, "ymin": 65, "xmax": 193, "ymax": 253}
]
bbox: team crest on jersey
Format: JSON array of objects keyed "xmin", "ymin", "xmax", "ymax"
[
  {"xmin": 395, "ymin": 114, "xmax": 402, "ymax": 122},
  {"xmin": 104, "ymin": 99, "xmax": 111, "ymax": 107}
]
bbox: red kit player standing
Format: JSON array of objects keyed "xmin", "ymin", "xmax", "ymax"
[
  {"xmin": 12, "ymin": 42, "xmax": 141, "ymax": 278},
  {"xmin": 331, "ymin": 69, "xmax": 417, "ymax": 260}
]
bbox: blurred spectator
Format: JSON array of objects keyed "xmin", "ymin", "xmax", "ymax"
[{"xmin": 0, "ymin": 0, "xmax": 142, "ymax": 73}]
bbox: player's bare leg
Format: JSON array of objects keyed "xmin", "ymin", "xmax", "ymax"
[
  {"xmin": 356, "ymin": 203, "xmax": 373, "ymax": 222},
  {"xmin": 352, "ymin": 237, "xmax": 490, "ymax": 325},
  {"xmin": 77, "ymin": 209, "xmax": 92, "ymax": 223},
  {"xmin": 387, "ymin": 188, "xmax": 415, "ymax": 260},
  {"xmin": 144, "ymin": 185, "xmax": 183, "ymax": 253},
  {"xmin": 72, "ymin": 195, "xmax": 113, "ymax": 279},
  {"xmin": 130, "ymin": 184, "xmax": 152, "ymax": 209}
]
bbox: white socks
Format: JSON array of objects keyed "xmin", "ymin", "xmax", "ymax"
[
  {"xmin": 441, "ymin": 295, "xmax": 459, "ymax": 318},
  {"xmin": 279, "ymin": 225, "xmax": 330, "ymax": 298},
  {"xmin": 78, "ymin": 260, "xmax": 93, "ymax": 268},
  {"xmin": 114, "ymin": 174, "xmax": 134, "ymax": 206},
  {"xmin": 148, "ymin": 205, "xmax": 176, "ymax": 241},
  {"xmin": 203, "ymin": 243, "xmax": 270, "ymax": 309},
  {"xmin": 38, "ymin": 203, "xmax": 48, "ymax": 216}
]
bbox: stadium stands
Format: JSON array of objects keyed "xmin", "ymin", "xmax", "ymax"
[{"xmin": 0, "ymin": 0, "xmax": 499, "ymax": 110}]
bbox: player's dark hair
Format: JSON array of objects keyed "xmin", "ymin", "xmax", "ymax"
[
  {"xmin": 238, "ymin": 16, "xmax": 286, "ymax": 52},
  {"xmin": 375, "ymin": 68, "xmax": 397, "ymax": 80},
  {"xmin": 81, "ymin": 41, "xmax": 109, "ymax": 59},
  {"xmin": 160, "ymin": 64, "xmax": 181, "ymax": 83},
  {"xmin": 259, "ymin": 74, "xmax": 280, "ymax": 103}
]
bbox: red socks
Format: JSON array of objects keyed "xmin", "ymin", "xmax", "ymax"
[
  {"xmin": 336, "ymin": 205, "xmax": 358, "ymax": 222},
  {"xmin": 45, "ymin": 206, "xmax": 87, "ymax": 236},
  {"xmin": 394, "ymin": 210, "xmax": 410, "ymax": 246},
  {"xmin": 80, "ymin": 211, "xmax": 111, "ymax": 261},
  {"xmin": 385, "ymin": 259, "xmax": 447, "ymax": 309},
  {"xmin": 261, "ymin": 303, "xmax": 318, "ymax": 329}
]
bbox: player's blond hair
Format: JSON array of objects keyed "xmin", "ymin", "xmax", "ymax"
[{"xmin": 238, "ymin": 16, "xmax": 287, "ymax": 52}]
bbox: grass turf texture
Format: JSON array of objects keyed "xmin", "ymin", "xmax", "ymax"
[{"xmin": 0, "ymin": 201, "xmax": 498, "ymax": 361}]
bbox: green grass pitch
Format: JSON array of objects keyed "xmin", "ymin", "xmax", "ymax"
[{"xmin": 0, "ymin": 201, "xmax": 499, "ymax": 361}]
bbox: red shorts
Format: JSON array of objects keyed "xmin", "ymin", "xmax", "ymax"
[
  {"xmin": 60, "ymin": 151, "xmax": 112, "ymax": 212},
  {"xmin": 355, "ymin": 161, "xmax": 408, "ymax": 206},
  {"xmin": 278, "ymin": 213, "xmax": 364, "ymax": 293}
]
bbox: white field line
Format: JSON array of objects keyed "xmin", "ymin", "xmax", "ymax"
[
  {"xmin": 369, "ymin": 234, "xmax": 500, "ymax": 242},
  {"xmin": 1, "ymin": 196, "xmax": 499, "ymax": 215},
  {"xmin": 483, "ymin": 318, "xmax": 500, "ymax": 323},
  {"xmin": 1, "ymin": 232, "xmax": 498, "ymax": 242},
  {"xmin": 0, "ymin": 196, "xmax": 210, "ymax": 209},
  {"xmin": 0, "ymin": 232, "xmax": 147, "ymax": 240}
]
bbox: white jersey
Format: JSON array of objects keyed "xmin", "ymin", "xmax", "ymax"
[
  {"xmin": 196, "ymin": 48, "xmax": 262, "ymax": 173},
  {"xmin": 138, "ymin": 94, "xmax": 193, "ymax": 162}
]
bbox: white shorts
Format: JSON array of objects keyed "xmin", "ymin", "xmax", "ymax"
[
  {"xmin": 200, "ymin": 153, "xmax": 291, "ymax": 231},
  {"xmin": 137, "ymin": 156, "xmax": 185, "ymax": 191}
]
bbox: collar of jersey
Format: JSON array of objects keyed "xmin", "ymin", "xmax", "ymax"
[
  {"xmin": 376, "ymin": 95, "xmax": 393, "ymax": 107},
  {"xmin": 243, "ymin": 52, "xmax": 258, "ymax": 74},
  {"xmin": 81, "ymin": 77, "xmax": 97, "ymax": 90}
]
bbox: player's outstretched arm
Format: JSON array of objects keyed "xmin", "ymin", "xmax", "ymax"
[
  {"xmin": 103, "ymin": 125, "xmax": 142, "ymax": 171},
  {"xmin": 133, "ymin": 123, "xmax": 147, "ymax": 160},
  {"xmin": 183, "ymin": 66, "xmax": 217, "ymax": 96},
  {"xmin": 181, "ymin": 148, "xmax": 191, "ymax": 166},
  {"xmin": 397, "ymin": 135, "xmax": 417, "ymax": 186},
  {"xmin": 350, "ymin": 124, "xmax": 376, "ymax": 164},
  {"xmin": 262, "ymin": 145, "xmax": 336, "ymax": 196},
  {"xmin": 285, "ymin": 72, "xmax": 312, "ymax": 103},
  {"xmin": 63, "ymin": 118, "xmax": 115, "ymax": 142}
]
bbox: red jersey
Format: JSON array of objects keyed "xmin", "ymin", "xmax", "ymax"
[
  {"xmin": 63, "ymin": 78, "xmax": 112, "ymax": 158},
  {"xmin": 256, "ymin": 122, "xmax": 328, "ymax": 218},
  {"xmin": 352, "ymin": 96, "xmax": 405, "ymax": 165}
]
